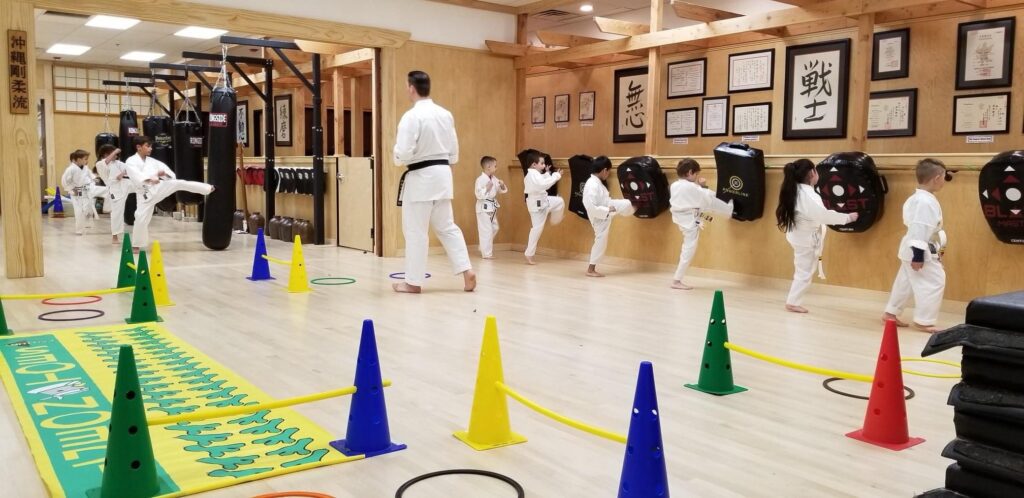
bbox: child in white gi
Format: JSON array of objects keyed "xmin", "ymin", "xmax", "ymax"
[
  {"xmin": 126, "ymin": 136, "xmax": 215, "ymax": 249},
  {"xmin": 582, "ymin": 156, "xmax": 634, "ymax": 277},
  {"xmin": 883, "ymin": 158, "xmax": 949, "ymax": 333},
  {"xmin": 96, "ymin": 144, "xmax": 131, "ymax": 244},
  {"xmin": 669, "ymin": 159, "xmax": 734, "ymax": 290},
  {"xmin": 475, "ymin": 155, "xmax": 508, "ymax": 259},
  {"xmin": 523, "ymin": 150, "xmax": 564, "ymax": 265},
  {"xmin": 776, "ymin": 158, "xmax": 858, "ymax": 313},
  {"xmin": 61, "ymin": 149, "xmax": 104, "ymax": 235}
]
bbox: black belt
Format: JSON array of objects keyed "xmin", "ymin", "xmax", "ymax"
[{"xmin": 397, "ymin": 160, "xmax": 449, "ymax": 206}]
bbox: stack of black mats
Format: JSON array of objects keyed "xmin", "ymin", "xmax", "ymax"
[{"xmin": 916, "ymin": 291, "xmax": 1024, "ymax": 498}]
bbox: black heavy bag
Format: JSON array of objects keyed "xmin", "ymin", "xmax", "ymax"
[
  {"xmin": 980, "ymin": 150, "xmax": 1024, "ymax": 244},
  {"xmin": 119, "ymin": 110, "xmax": 140, "ymax": 226},
  {"xmin": 568, "ymin": 154, "xmax": 594, "ymax": 220},
  {"xmin": 814, "ymin": 152, "xmax": 887, "ymax": 233},
  {"xmin": 713, "ymin": 142, "xmax": 766, "ymax": 221},
  {"xmin": 144, "ymin": 115, "xmax": 177, "ymax": 212},
  {"xmin": 617, "ymin": 156, "xmax": 669, "ymax": 219},
  {"xmin": 173, "ymin": 115, "xmax": 204, "ymax": 204},
  {"xmin": 517, "ymin": 149, "xmax": 558, "ymax": 197},
  {"xmin": 94, "ymin": 132, "xmax": 118, "ymax": 159},
  {"xmin": 202, "ymin": 86, "xmax": 237, "ymax": 250}
]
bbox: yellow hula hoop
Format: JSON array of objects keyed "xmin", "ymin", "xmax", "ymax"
[
  {"xmin": 900, "ymin": 357, "xmax": 962, "ymax": 379},
  {"xmin": 723, "ymin": 343, "xmax": 962, "ymax": 382},
  {"xmin": 1, "ymin": 286, "xmax": 134, "ymax": 300},
  {"xmin": 495, "ymin": 381, "xmax": 627, "ymax": 443}
]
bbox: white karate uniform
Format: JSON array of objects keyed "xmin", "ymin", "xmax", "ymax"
[
  {"xmin": 393, "ymin": 98, "xmax": 471, "ymax": 287},
  {"xmin": 523, "ymin": 168, "xmax": 565, "ymax": 258},
  {"xmin": 126, "ymin": 153, "xmax": 212, "ymax": 248},
  {"xmin": 884, "ymin": 189, "xmax": 946, "ymax": 326},
  {"xmin": 669, "ymin": 179, "xmax": 734, "ymax": 281},
  {"xmin": 61, "ymin": 163, "xmax": 101, "ymax": 234},
  {"xmin": 784, "ymin": 184, "xmax": 855, "ymax": 306},
  {"xmin": 97, "ymin": 158, "xmax": 131, "ymax": 236},
  {"xmin": 582, "ymin": 175, "xmax": 634, "ymax": 265},
  {"xmin": 475, "ymin": 172, "xmax": 507, "ymax": 258}
]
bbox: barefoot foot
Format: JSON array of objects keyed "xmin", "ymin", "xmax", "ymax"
[
  {"xmin": 912, "ymin": 322, "xmax": 939, "ymax": 333},
  {"xmin": 392, "ymin": 282, "xmax": 422, "ymax": 294},
  {"xmin": 785, "ymin": 304, "xmax": 809, "ymax": 313},
  {"xmin": 525, "ymin": 256, "xmax": 536, "ymax": 265},
  {"xmin": 882, "ymin": 313, "xmax": 909, "ymax": 327},
  {"xmin": 463, "ymin": 270, "xmax": 477, "ymax": 292},
  {"xmin": 670, "ymin": 281, "xmax": 693, "ymax": 290},
  {"xmin": 586, "ymin": 270, "xmax": 605, "ymax": 278}
]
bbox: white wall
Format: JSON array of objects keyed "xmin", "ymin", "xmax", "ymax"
[{"xmin": 190, "ymin": 0, "xmax": 516, "ymax": 49}]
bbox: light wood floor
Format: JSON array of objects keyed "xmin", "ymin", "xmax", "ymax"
[{"xmin": 1, "ymin": 216, "xmax": 967, "ymax": 497}]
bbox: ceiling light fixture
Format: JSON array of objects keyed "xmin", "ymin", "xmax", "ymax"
[
  {"xmin": 121, "ymin": 51, "xmax": 165, "ymax": 62},
  {"xmin": 174, "ymin": 26, "xmax": 228, "ymax": 39},
  {"xmin": 46, "ymin": 43, "xmax": 91, "ymax": 56},
  {"xmin": 85, "ymin": 15, "xmax": 140, "ymax": 30},
  {"xmin": 580, "ymin": 3, "xmax": 594, "ymax": 12}
]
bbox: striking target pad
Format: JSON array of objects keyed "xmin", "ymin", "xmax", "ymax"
[{"xmin": 979, "ymin": 151, "xmax": 1024, "ymax": 244}]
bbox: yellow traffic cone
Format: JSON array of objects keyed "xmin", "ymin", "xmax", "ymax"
[
  {"xmin": 287, "ymin": 235, "xmax": 311, "ymax": 293},
  {"xmin": 149, "ymin": 241, "xmax": 174, "ymax": 307},
  {"xmin": 453, "ymin": 316, "xmax": 527, "ymax": 450}
]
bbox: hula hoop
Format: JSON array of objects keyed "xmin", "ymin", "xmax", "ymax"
[
  {"xmin": 396, "ymin": 469, "xmax": 525, "ymax": 498},
  {"xmin": 389, "ymin": 272, "xmax": 430, "ymax": 280},
  {"xmin": 38, "ymin": 309, "xmax": 106, "ymax": 322},
  {"xmin": 822, "ymin": 377, "xmax": 915, "ymax": 401},
  {"xmin": 901, "ymin": 357, "xmax": 962, "ymax": 379},
  {"xmin": 42, "ymin": 296, "xmax": 102, "ymax": 306},
  {"xmin": 310, "ymin": 277, "xmax": 357, "ymax": 286},
  {"xmin": 251, "ymin": 493, "xmax": 335, "ymax": 498}
]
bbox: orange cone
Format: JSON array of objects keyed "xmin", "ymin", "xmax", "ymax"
[{"xmin": 846, "ymin": 319, "xmax": 924, "ymax": 450}]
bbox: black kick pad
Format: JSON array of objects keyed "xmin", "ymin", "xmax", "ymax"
[
  {"xmin": 815, "ymin": 152, "xmax": 887, "ymax": 233},
  {"xmin": 945, "ymin": 463, "xmax": 1024, "ymax": 498},
  {"xmin": 713, "ymin": 142, "xmax": 765, "ymax": 221},
  {"xmin": 947, "ymin": 383, "xmax": 1024, "ymax": 425},
  {"xmin": 921, "ymin": 323, "xmax": 1024, "ymax": 359},
  {"xmin": 617, "ymin": 156, "xmax": 668, "ymax": 219},
  {"xmin": 914, "ymin": 489, "xmax": 970, "ymax": 498},
  {"xmin": 954, "ymin": 411, "xmax": 1024, "ymax": 455},
  {"xmin": 568, "ymin": 154, "xmax": 594, "ymax": 220},
  {"xmin": 966, "ymin": 291, "xmax": 1024, "ymax": 334},
  {"xmin": 962, "ymin": 349, "xmax": 1024, "ymax": 391},
  {"xmin": 979, "ymin": 151, "xmax": 1024, "ymax": 245},
  {"xmin": 942, "ymin": 440, "xmax": 1024, "ymax": 486}
]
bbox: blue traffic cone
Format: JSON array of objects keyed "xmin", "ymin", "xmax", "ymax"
[
  {"xmin": 618, "ymin": 361, "xmax": 669, "ymax": 498},
  {"xmin": 52, "ymin": 187, "xmax": 65, "ymax": 218},
  {"xmin": 247, "ymin": 228, "xmax": 273, "ymax": 281},
  {"xmin": 330, "ymin": 319, "xmax": 406, "ymax": 458}
]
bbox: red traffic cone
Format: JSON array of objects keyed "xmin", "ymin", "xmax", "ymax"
[{"xmin": 846, "ymin": 320, "xmax": 924, "ymax": 451}]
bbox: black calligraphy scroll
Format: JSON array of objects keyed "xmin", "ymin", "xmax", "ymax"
[
  {"xmin": 613, "ymin": 66, "xmax": 648, "ymax": 143},
  {"xmin": 8, "ymin": 30, "xmax": 30, "ymax": 115}
]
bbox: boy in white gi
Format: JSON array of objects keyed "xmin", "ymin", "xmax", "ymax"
[
  {"xmin": 126, "ymin": 136, "xmax": 215, "ymax": 249},
  {"xmin": 582, "ymin": 156, "xmax": 634, "ymax": 277},
  {"xmin": 523, "ymin": 150, "xmax": 564, "ymax": 265},
  {"xmin": 61, "ymin": 150, "xmax": 105, "ymax": 235},
  {"xmin": 95, "ymin": 144, "xmax": 131, "ymax": 244},
  {"xmin": 475, "ymin": 155, "xmax": 508, "ymax": 259},
  {"xmin": 669, "ymin": 159, "xmax": 734, "ymax": 290},
  {"xmin": 883, "ymin": 158, "xmax": 949, "ymax": 333}
]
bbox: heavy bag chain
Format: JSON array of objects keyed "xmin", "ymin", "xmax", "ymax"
[
  {"xmin": 148, "ymin": 69, "xmax": 160, "ymax": 117},
  {"xmin": 175, "ymin": 85, "xmax": 199, "ymax": 125},
  {"xmin": 103, "ymin": 93, "xmax": 112, "ymax": 132},
  {"xmin": 214, "ymin": 45, "xmax": 231, "ymax": 90}
]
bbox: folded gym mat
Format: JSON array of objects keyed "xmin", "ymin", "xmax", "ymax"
[{"xmin": 945, "ymin": 463, "xmax": 1024, "ymax": 498}]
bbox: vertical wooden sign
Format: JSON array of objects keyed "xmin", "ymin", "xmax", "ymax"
[{"xmin": 8, "ymin": 29, "xmax": 29, "ymax": 114}]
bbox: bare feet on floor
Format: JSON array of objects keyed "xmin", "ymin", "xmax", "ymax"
[
  {"xmin": 670, "ymin": 280, "xmax": 693, "ymax": 290},
  {"xmin": 392, "ymin": 282, "xmax": 421, "ymax": 294},
  {"xmin": 112, "ymin": 236, "xmax": 119, "ymax": 245},
  {"xmin": 525, "ymin": 256, "xmax": 536, "ymax": 265},
  {"xmin": 912, "ymin": 322, "xmax": 940, "ymax": 333},
  {"xmin": 785, "ymin": 304, "xmax": 809, "ymax": 313},
  {"xmin": 586, "ymin": 270, "xmax": 604, "ymax": 277},
  {"xmin": 882, "ymin": 313, "xmax": 909, "ymax": 327},
  {"xmin": 482, "ymin": 256, "xmax": 494, "ymax": 260},
  {"xmin": 463, "ymin": 270, "xmax": 477, "ymax": 292}
]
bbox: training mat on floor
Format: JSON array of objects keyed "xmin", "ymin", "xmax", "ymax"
[{"xmin": 0, "ymin": 323, "xmax": 360, "ymax": 498}]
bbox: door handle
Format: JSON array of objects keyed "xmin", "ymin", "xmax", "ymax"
[{"xmin": 336, "ymin": 173, "xmax": 345, "ymax": 183}]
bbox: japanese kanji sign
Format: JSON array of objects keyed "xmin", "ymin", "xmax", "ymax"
[
  {"xmin": 784, "ymin": 39, "xmax": 850, "ymax": 140},
  {"xmin": 613, "ymin": 66, "xmax": 648, "ymax": 143},
  {"xmin": 8, "ymin": 29, "xmax": 30, "ymax": 115}
]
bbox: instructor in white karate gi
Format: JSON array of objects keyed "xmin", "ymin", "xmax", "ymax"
[{"xmin": 392, "ymin": 70, "xmax": 476, "ymax": 293}]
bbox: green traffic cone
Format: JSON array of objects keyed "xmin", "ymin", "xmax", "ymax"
[
  {"xmin": 125, "ymin": 251, "xmax": 162, "ymax": 324},
  {"xmin": 117, "ymin": 234, "xmax": 136, "ymax": 289},
  {"xmin": 0, "ymin": 298, "xmax": 12, "ymax": 336},
  {"xmin": 93, "ymin": 346, "xmax": 166, "ymax": 498},
  {"xmin": 685, "ymin": 290, "xmax": 747, "ymax": 395}
]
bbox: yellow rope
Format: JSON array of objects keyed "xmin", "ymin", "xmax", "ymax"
[
  {"xmin": 1, "ymin": 286, "xmax": 134, "ymax": 300},
  {"xmin": 148, "ymin": 380, "xmax": 391, "ymax": 426},
  {"xmin": 127, "ymin": 262, "xmax": 137, "ymax": 270},
  {"xmin": 723, "ymin": 342, "xmax": 962, "ymax": 381},
  {"xmin": 261, "ymin": 255, "xmax": 291, "ymax": 265},
  {"xmin": 495, "ymin": 381, "xmax": 627, "ymax": 444}
]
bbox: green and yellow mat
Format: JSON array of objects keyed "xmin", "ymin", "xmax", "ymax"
[{"xmin": 0, "ymin": 323, "xmax": 360, "ymax": 498}]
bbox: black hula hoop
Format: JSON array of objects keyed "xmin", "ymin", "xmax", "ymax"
[
  {"xmin": 395, "ymin": 469, "xmax": 524, "ymax": 498},
  {"xmin": 38, "ymin": 309, "xmax": 106, "ymax": 322},
  {"xmin": 389, "ymin": 272, "xmax": 431, "ymax": 280},
  {"xmin": 822, "ymin": 377, "xmax": 915, "ymax": 401},
  {"xmin": 42, "ymin": 296, "xmax": 103, "ymax": 306}
]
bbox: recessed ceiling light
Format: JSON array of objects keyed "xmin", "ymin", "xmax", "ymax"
[
  {"xmin": 85, "ymin": 15, "xmax": 140, "ymax": 30},
  {"xmin": 46, "ymin": 43, "xmax": 91, "ymax": 56},
  {"xmin": 121, "ymin": 51, "xmax": 164, "ymax": 62},
  {"xmin": 174, "ymin": 26, "xmax": 227, "ymax": 39},
  {"xmin": 580, "ymin": 3, "xmax": 594, "ymax": 12}
]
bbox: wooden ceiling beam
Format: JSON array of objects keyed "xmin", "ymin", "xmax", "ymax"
[
  {"xmin": 536, "ymin": 31, "xmax": 605, "ymax": 47},
  {"xmin": 669, "ymin": 1, "xmax": 742, "ymax": 22},
  {"xmin": 424, "ymin": 0, "xmax": 517, "ymax": 14},
  {"xmin": 594, "ymin": 16, "xmax": 650, "ymax": 36}
]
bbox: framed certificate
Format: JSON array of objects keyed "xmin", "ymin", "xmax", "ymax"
[
  {"xmin": 956, "ymin": 17, "xmax": 1015, "ymax": 90},
  {"xmin": 554, "ymin": 94, "xmax": 570, "ymax": 123},
  {"xmin": 531, "ymin": 96, "xmax": 545, "ymax": 125},
  {"xmin": 732, "ymin": 102, "xmax": 771, "ymax": 135},
  {"xmin": 728, "ymin": 49, "xmax": 774, "ymax": 93},
  {"xmin": 872, "ymin": 28, "xmax": 909, "ymax": 80},
  {"xmin": 667, "ymin": 58, "xmax": 706, "ymax": 98},
  {"xmin": 665, "ymin": 107, "xmax": 698, "ymax": 138},
  {"xmin": 701, "ymin": 96, "xmax": 729, "ymax": 136},
  {"xmin": 867, "ymin": 89, "xmax": 917, "ymax": 138},
  {"xmin": 953, "ymin": 92, "xmax": 1010, "ymax": 135}
]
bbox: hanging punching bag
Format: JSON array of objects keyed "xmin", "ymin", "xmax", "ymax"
[
  {"xmin": 94, "ymin": 133, "xmax": 118, "ymax": 160},
  {"xmin": 119, "ymin": 110, "xmax": 140, "ymax": 226},
  {"xmin": 144, "ymin": 115, "xmax": 176, "ymax": 212},
  {"xmin": 173, "ymin": 111, "xmax": 204, "ymax": 204},
  {"xmin": 202, "ymin": 86, "xmax": 237, "ymax": 250}
]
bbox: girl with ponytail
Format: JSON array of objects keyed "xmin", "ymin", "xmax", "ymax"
[{"xmin": 776, "ymin": 159, "xmax": 858, "ymax": 313}]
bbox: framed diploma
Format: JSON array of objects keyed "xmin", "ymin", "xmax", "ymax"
[
  {"xmin": 783, "ymin": 39, "xmax": 851, "ymax": 140},
  {"xmin": 554, "ymin": 94, "xmax": 570, "ymax": 123},
  {"xmin": 953, "ymin": 92, "xmax": 1010, "ymax": 135},
  {"xmin": 701, "ymin": 96, "xmax": 729, "ymax": 136},
  {"xmin": 613, "ymin": 66, "xmax": 649, "ymax": 143},
  {"xmin": 732, "ymin": 102, "xmax": 771, "ymax": 135},
  {"xmin": 728, "ymin": 49, "xmax": 774, "ymax": 93},
  {"xmin": 872, "ymin": 28, "xmax": 909, "ymax": 80},
  {"xmin": 867, "ymin": 89, "xmax": 917, "ymax": 138},
  {"xmin": 531, "ymin": 96, "xmax": 545, "ymax": 125},
  {"xmin": 579, "ymin": 91, "xmax": 595, "ymax": 121},
  {"xmin": 665, "ymin": 107, "xmax": 698, "ymax": 138},
  {"xmin": 956, "ymin": 17, "xmax": 1015, "ymax": 90},
  {"xmin": 667, "ymin": 58, "xmax": 706, "ymax": 99}
]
